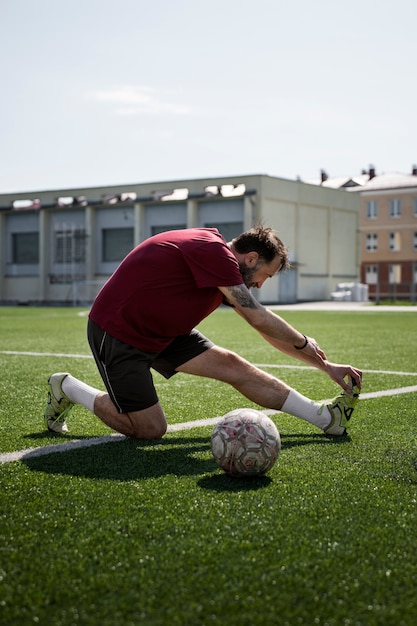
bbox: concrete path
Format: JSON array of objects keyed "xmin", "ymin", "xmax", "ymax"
[{"xmin": 268, "ymin": 301, "xmax": 416, "ymax": 312}]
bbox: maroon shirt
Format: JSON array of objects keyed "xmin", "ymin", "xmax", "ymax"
[{"xmin": 89, "ymin": 228, "xmax": 243, "ymax": 353}]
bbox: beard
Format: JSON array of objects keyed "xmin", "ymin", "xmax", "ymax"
[{"xmin": 238, "ymin": 262, "xmax": 261, "ymax": 289}]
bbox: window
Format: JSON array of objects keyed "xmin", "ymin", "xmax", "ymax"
[
  {"xmin": 389, "ymin": 232, "xmax": 401, "ymax": 251},
  {"xmin": 365, "ymin": 265, "xmax": 378, "ymax": 285},
  {"xmin": 389, "ymin": 264, "xmax": 401, "ymax": 284},
  {"xmin": 151, "ymin": 224, "xmax": 186, "ymax": 236},
  {"xmin": 414, "ymin": 198, "xmax": 417, "ymax": 217},
  {"xmin": 414, "ymin": 232, "xmax": 417, "ymax": 250},
  {"xmin": 366, "ymin": 233, "xmax": 378, "ymax": 252},
  {"xmin": 204, "ymin": 221, "xmax": 244, "ymax": 242},
  {"xmin": 12, "ymin": 232, "xmax": 39, "ymax": 264},
  {"xmin": 102, "ymin": 227, "xmax": 134, "ymax": 262},
  {"xmin": 390, "ymin": 199, "xmax": 401, "ymax": 218},
  {"xmin": 55, "ymin": 229, "xmax": 86, "ymax": 264},
  {"xmin": 366, "ymin": 200, "xmax": 378, "ymax": 219}
]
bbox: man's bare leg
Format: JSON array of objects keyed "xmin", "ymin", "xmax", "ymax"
[
  {"xmin": 177, "ymin": 345, "xmax": 291, "ymax": 408},
  {"xmin": 176, "ymin": 346, "xmax": 336, "ymax": 431},
  {"xmin": 48, "ymin": 373, "xmax": 168, "ymax": 439},
  {"xmin": 93, "ymin": 393, "xmax": 167, "ymax": 439}
]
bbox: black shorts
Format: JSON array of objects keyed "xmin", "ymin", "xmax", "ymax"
[{"xmin": 87, "ymin": 319, "xmax": 214, "ymax": 413}]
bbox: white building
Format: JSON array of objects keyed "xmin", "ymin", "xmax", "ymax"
[{"xmin": 0, "ymin": 174, "xmax": 360, "ymax": 305}]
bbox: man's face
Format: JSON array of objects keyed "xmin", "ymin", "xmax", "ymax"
[{"xmin": 239, "ymin": 256, "xmax": 281, "ymax": 289}]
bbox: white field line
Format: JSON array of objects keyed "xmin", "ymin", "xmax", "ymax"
[
  {"xmin": 255, "ymin": 364, "xmax": 417, "ymax": 377},
  {"xmin": 0, "ymin": 350, "xmax": 93, "ymax": 359},
  {"xmin": 1, "ymin": 387, "xmax": 417, "ymax": 465},
  {"xmin": 2, "ymin": 351, "xmax": 417, "ymax": 379},
  {"xmin": 0, "ymin": 418, "xmax": 223, "ymax": 464}
]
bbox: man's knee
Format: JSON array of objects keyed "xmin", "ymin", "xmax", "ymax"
[
  {"xmin": 127, "ymin": 405, "xmax": 168, "ymax": 440},
  {"xmin": 130, "ymin": 420, "xmax": 167, "ymax": 440},
  {"xmin": 220, "ymin": 348, "xmax": 255, "ymax": 372}
]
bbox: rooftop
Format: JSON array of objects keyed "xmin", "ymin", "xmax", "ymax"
[
  {"xmin": 306, "ymin": 166, "xmax": 417, "ymax": 192},
  {"xmin": 353, "ymin": 172, "xmax": 417, "ymax": 192}
]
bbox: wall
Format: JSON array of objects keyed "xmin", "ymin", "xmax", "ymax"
[
  {"xmin": 0, "ymin": 174, "xmax": 360, "ymax": 305},
  {"xmin": 257, "ymin": 176, "xmax": 360, "ymax": 302}
]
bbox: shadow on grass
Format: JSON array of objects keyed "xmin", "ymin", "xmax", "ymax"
[
  {"xmin": 282, "ymin": 432, "xmax": 352, "ymax": 447},
  {"xmin": 22, "ymin": 436, "xmax": 216, "ymax": 481},
  {"xmin": 23, "ymin": 431, "xmax": 100, "ymax": 442},
  {"xmin": 198, "ymin": 473, "xmax": 272, "ymax": 491},
  {"xmin": 22, "ymin": 436, "xmax": 275, "ymax": 491},
  {"xmin": 23, "ymin": 430, "xmax": 351, "ymax": 446},
  {"xmin": 21, "ymin": 431, "xmax": 350, "ymax": 489}
]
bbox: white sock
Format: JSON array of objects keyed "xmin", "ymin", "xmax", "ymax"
[
  {"xmin": 281, "ymin": 389, "xmax": 331, "ymax": 430},
  {"xmin": 62, "ymin": 374, "xmax": 101, "ymax": 414}
]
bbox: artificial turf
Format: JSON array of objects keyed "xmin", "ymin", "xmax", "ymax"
[{"xmin": 1, "ymin": 306, "xmax": 416, "ymax": 625}]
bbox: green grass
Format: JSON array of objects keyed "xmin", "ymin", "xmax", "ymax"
[
  {"xmin": 1, "ymin": 306, "xmax": 417, "ymax": 626},
  {"xmin": 374, "ymin": 300, "xmax": 416, "ymax": 306}
]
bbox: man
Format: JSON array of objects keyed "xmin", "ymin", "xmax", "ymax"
[{"xmin": 45, "ymin": 226, "xmax": 362, "ymax": 439}]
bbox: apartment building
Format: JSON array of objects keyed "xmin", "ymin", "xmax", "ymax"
[
  {"xmin": 357, "ymin": 169, "xmax": 417, "ymax": 301},
  {"xmin": 310, "ymin": 166, "xmax": 417, "ymax": 302}
]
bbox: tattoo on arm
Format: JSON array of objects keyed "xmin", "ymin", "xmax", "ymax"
[{"xmin": 227, "ymin": 285, "xmax": 258, "ymax": 309}]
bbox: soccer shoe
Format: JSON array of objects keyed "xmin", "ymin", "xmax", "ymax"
[
  {"xmin": 44, "ymin": 373, "xmax": 74, "ymax": 433},
  {"xmin": 323, "ymin": 377, "xmax": 360, "ymax": 436}
]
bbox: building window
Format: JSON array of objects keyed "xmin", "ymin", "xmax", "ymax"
[
  {"xmin": 366, "ymin": 233, "xmax": 378, "ymax": 252},
  {"xmin": 414, "ymin": 232, "xmax": 417, "ymax": 250},
  {"xmin": 12, "ymin": 232, "xmax": 39, "ymax": 264},
  {"xmin": 366, "ymin": 200, "xmax": 378, "ymax": 219},
  {"xmin": 204, "ymin": 221, "xmax": 244, "ymax": 242},
  {"xmin": 365, "ymin": 265, "xmax": 378, "ymax": 285},
  {"xmin": 389, "ymin": 264, "xmax": 401, "ymax": 284},
  {"xmin": 389, "ymin": 232, "xmax": 401, "ymax": 251},
  {"xmin": 389, "ymin": 199, "xmax": 402, "ymax": 218},
  {"xmin": 55, "ymin": 229, "xmax": 86, "ymax": 264},
  {"xmin": 151, "ymin": 224, "xmax": 186, "ymax": 236},
  {"xmin": 414, "ymin": 198, "xmax": 417, "ymax": 217},
  {"xmin": 102, "ymin": 227, "xmax": 134, "ymax": 262}
]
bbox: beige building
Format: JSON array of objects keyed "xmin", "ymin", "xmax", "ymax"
[
  {"xmin": 0, "ymin": 174, "xmax": 360, "ymax": 305},
  {"xmin": 357, "ymin": 171, "xmax": 417, "ymax": 302}
]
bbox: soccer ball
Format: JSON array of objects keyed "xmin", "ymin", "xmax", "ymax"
[{"xmin": 211, "ymin": 408, "xmax": 281, "ymax": 477}]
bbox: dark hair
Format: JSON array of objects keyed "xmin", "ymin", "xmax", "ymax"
[{"xmin": 232, "ymin": 225, "xmax": 289, "ymax": 272}]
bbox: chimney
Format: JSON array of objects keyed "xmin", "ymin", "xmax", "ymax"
[
  {"xmin": 368, "ymin": 165, "xmax": 376, "ymax": 180},
  {"xmin": 412, "ymin": 164, "xmax": 417, "ymax": 176},
  {"xmin": 320, "ymin": 169, "xmax": 328, "ymax": 184}
]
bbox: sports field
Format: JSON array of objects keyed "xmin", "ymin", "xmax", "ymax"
[{"xmin": 1, "ymin": 305, "xmax": 416, "ymax": 626}]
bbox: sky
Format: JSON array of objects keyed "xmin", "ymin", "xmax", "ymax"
[{"xmin": 1, "ymin": 0, "xmax": 416, "ymax": 193}]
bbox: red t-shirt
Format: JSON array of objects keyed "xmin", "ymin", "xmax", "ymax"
[{"xmin": 89, "ymin": 228, "xmax": 243, "ymax": 353}]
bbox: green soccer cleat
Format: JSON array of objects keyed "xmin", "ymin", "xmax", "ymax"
[
  {"xmin": 44, "ymin": 373, "xmax": 74, "ymax": 433},
  {"xmin": 323, "ymin": 377, "xmax": 360, "ymax": 436}
]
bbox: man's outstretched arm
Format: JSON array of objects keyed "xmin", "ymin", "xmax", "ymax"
[
  {"xmin": 218, "ymin": 284, "xmax": 362, "ymax": 392},
  {"xmin": 218, "ymin": 284, "xmax": 326, "ymax": 361}
]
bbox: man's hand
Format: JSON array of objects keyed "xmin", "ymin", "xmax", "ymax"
[{"xmin": 324, "ymin": 362, "xmax": 363, "ymax": 393}]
